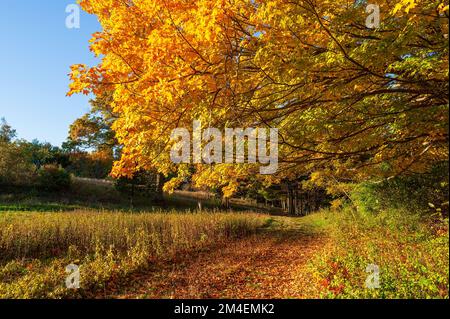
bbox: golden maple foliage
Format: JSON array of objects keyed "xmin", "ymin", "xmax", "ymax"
[{"xmin": 69, "ymin": 0, "xmax": 449, "ymax": 197}]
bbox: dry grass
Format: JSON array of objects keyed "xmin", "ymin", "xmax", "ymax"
[{"xmin": 0, "ymin": 209, "xmax": 269, "ymax": 298}]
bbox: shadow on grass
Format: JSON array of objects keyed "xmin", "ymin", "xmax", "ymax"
[{"xmin": 0, "ymin": 203, "xmax": 80, "ymax": 212}]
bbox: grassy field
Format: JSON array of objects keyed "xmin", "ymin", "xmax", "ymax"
[
  {"xmin": 0, "ymin": 205, "xmax": 447, "ymax": 299},
  {"xmin": 0, "ymin": 178, "xmax": 448, "ymax": 299},
  {"xmin": 0, "ymin": 210, "xmax": 268, "ymax": 298}
]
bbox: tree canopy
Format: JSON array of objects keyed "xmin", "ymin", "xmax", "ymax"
[{"xmin": 69, "ymin": 0, "xmax": 449, "ymax": 197}]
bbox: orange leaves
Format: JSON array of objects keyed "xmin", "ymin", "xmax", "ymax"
[
  {"xmin": 318, "ymin": 261, "xmax": 349, "ymax": 296},
  {"xmin": 67, "ymin": 64, "xmax": 104, "ymax": 96},
  {"xmin": 68, "ymin": 0, "xmax": 449, "ymax": 191},
  {"xmin": 111, "ymin": 219, "xmax": 324, "ymax": 299},
  {"xmin": 67, "ymin": 64, "xmax": 90, "ymax": 96}
]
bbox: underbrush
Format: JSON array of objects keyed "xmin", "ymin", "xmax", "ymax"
[
  {"xmin": 0, "ymin": 210, "xmax": 268, "ymax": 298},
  {"xmin": 308, "ymin": 207, "xmax": 449, "ymax": 298}
]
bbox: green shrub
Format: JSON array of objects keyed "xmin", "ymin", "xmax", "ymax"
[
  {"xmin": 307, "ymin": 167, "xmax": 449, "ymax": 299},
  {"xmin": 0, "ymin": 142, "xmax": 35, "ymax": 187},
  {"xmin": 37, "ymin": 165, "xmax": 72, "ymax": 192},
  {"xmin": 307, "ymin": 207, "xmax": 449, "ymax": 299},
  {"xmin": 351, "ymin": 162, "xmax": 449, "ymax": 217}
]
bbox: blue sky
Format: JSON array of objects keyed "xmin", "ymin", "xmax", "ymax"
[{"xmin": 0, "ymin": 1, "xmax": 101, "ymax": 146}]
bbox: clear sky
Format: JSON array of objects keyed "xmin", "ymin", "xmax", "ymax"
[{"xmin": 0, "ymin": 1, "xmax": 101, "ymax": 146}]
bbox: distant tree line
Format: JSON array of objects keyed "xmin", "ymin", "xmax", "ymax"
[{"xmin": 0, "ymin": 117, "xmax": 113, "ymax": 192}]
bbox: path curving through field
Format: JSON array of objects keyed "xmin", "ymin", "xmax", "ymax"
[{"xmin": 107, "ymin": 216, "xmax": 326, "ymax": 299}]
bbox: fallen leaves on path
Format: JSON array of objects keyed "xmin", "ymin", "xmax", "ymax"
[{"xmin": 107, "ymin": 217, "xmax": 326, "ymax": 299}]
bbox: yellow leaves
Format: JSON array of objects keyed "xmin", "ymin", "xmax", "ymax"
[
  {"xmin": 222, "ymin": 182, "xmax": 239, "ymax": 198},
  {"xmin": 330, "ymin": 198, "xmax": 344, "ymax": 211},
  {"xmin": 67, "ymin": 64, "xmax": 90, "ymax": 96},
  {"xmin": 309, "ymin": 171, "xmax": 325, "ymax": 187},
  {"xmin": 190, "ymin": 164, "xmax": 253, "ymax": 198},
  {"xmin": 163, "ymin": 177, "xmax": 184, "ymax": 194},
  {"xmin": 69, "ymin": 0, "xmax": 449, "ymax": 190},
  {"xmin": 438, "ymin": 3, "xmax": 449, "ymax": 14},
  {"xmin": 393, "ymin": 0, "xmax": 417, "ymax": 14}
]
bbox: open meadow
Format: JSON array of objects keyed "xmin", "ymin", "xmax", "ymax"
[{"xmin": 0, "ymin": 197, "xmax": 447, "ymax": 299}]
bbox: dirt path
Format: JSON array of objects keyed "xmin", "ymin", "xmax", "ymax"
[{"xmin": 108, "ymin": 217, "xmax": 326, "ymax": 299}]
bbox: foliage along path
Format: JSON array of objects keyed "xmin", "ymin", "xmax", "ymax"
[{"xmin": 105, "ymin": 216, "xmax": 326, "ymax": 299}]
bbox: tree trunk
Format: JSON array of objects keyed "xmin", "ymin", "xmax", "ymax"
[
  {"xmin": 222, "ymin": 197, "xmax": 230, "ymax": 209},
  {"xmin": 154, "ymin": 173, "xmax": 164, "ymax": 203},
  {"xmin": 130, "ymin": 182, "xmax": 135, "ymax": 209},
  {"xmin": 287, "ymin": 186, "xmax": 295, "ymax": 215}
]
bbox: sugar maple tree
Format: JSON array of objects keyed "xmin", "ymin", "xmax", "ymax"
[{"xmin": 69, "ymin": 0, "xmax": 449, "ymax": 197}]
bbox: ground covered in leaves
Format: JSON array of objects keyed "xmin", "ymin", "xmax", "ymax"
[{"xmin": 107, "ymin": 217, "xmax": 326, "ymax": 299}]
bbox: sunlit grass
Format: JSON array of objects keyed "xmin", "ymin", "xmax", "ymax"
[
  {"xmin": 306, "ymin": 208, "xmax": 449, "ymax": 299},
  {"xmin": 0, "ymin": 209, "xmax": 269, "ymax": 298}
]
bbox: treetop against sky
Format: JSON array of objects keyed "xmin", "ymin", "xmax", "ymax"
[{"xmin": 66, "ymin": 0, "xmax": 448, "ymax": 197}]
